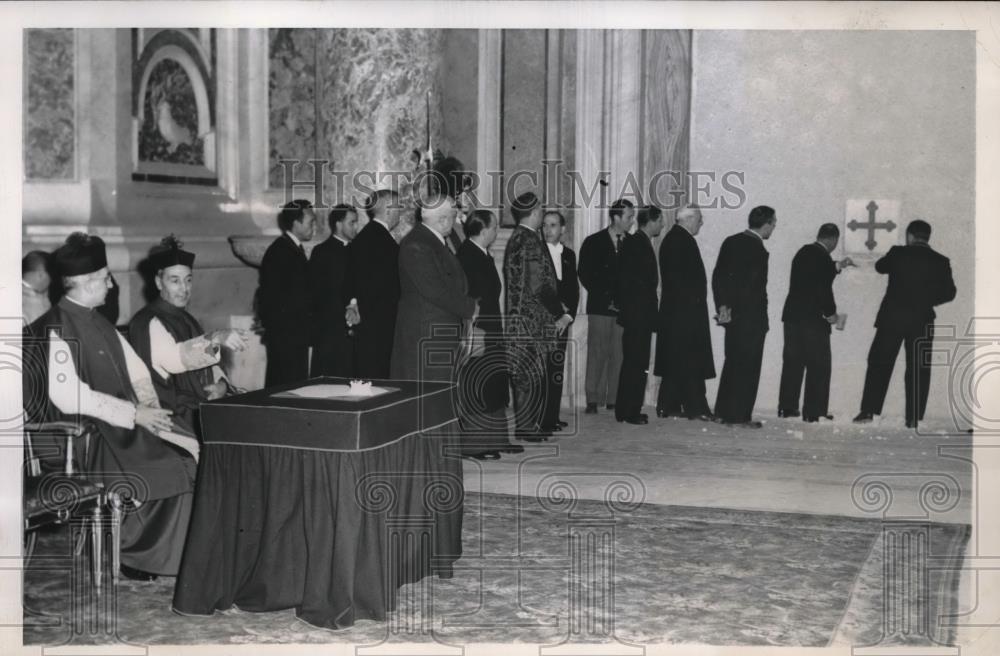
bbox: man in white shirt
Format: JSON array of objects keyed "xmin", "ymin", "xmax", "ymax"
[
  {"xmin": 26, "ymin": 232, "xmax": 199, "ymax": 580},
  {"xmin": 541, "ymin": 211, "xmax": 579, "ymax": 432},
  {"xmin": 128, "ymin": 236, "xmax": 247, "ymax": 430}
]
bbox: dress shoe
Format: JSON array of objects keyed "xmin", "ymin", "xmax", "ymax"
[
  {"xmin": 499, "ymin": 443, "xmax": 525, "ymax": 454},
  {"xmin": 584, "ymin": 403, "xmax": 598, "ymax": 414},
  {"xmin": 777, "ymin": 409, "xmax": 800, "ymax": 418},
  {"xmin": 689, "ymin": 413, "xmax": 717, "ymax": 422},
  {"xmin": 542, "ymin": 423, "xmax": 563, "ymax": 432},
  {"xmin": 657, "ymin": 409, "xmax": 684, "ymax": 418},
  {"xmin": 462, "ymin": 450, "xmax": 502, "ymax": 461},
  {"xmin": 606, "ymin": 404, "xmax": 616, "ymax": 411},
  {"xmin": 515, "ymin": 430, "xmax": 551, "ymax": 442},
  {"xmin": 120, "ymin": 565, "xmax": 158, "ymax": 581},
  {"xmin": 803, "ymin": 414, "xmax": 834, "ymax": 423},
  {"xmin": 724, "ymin": 420, "xmax": 763, "ymax": 429},
  {"xmin": 852, "ymin": 412, "xmax": 875, "ymax": 424},
  {"xmin": 617, "ymin": 414, "xmax": 648, "ymax": 425},
  {"xmin": 557, "ymin": 420, "xmax": 569, "ymax": 428},
  {"xmin": 905, "ymin": 420, "xmax": 917, "ymax": 429}
]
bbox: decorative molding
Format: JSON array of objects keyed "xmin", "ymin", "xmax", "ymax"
[
  {"xmin": 246, "ymin": 29, "xmax": 286, "ymax": 229},
  {"xmin": 215, "ymin": 29, "xmax": 239, "ymax": 200},
  {"xmin": 476, "ymin": 29, "xmax": 502, "ymax": 212},
  {"xmin": 574, "ymin": 30, "xmax": 606, "ymax": 252},
  {"xmin": 23, "ymin": 225, "xmax": 245, "ymax": 271},
  {"xmin": 131, "ymin": 29, "xmax": 218, "ymax": 184},
  {"xmin": 22, "ymin": 182, "xmax": 93, "ymax": 225}
]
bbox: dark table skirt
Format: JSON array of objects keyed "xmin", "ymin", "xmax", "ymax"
[{"xmin": 172, "ymin": 426, "xmax": 464, "ymax": 629}]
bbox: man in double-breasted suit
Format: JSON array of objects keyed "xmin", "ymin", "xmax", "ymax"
[
  {"xmin": 854, "ymin": 220, "xmax": 956, "ymax": 427},
  {"xmin": 541, "ymin": 210, "xmax": 579, "ymax": 431},
  {"xmin": 390, "ymin": 193, "xmax": 477, "ymax": 382},
  {"xmin": 504, "ymin": 192, "xmax": 572, "ymax": 441},
  {"xmin": 654, "ymin": 205, "xmax": 716, "ymax": 421},
  {"xmin": 614, "ymin": 206, "xmax": 664, "ymax": 424},
  {"xmin": 309, "ymin": 203, "xmax": 360, "ymax": 378},
  {"xmin": 257, "ymin": 199, "xmax": 316, "ymax": 386},
  {"xmin": 712, "ymin": 205, "xmax": 777, "ymax": 428},
  {"xmin": 346, "ymin": 189, "xmax": 401, "ymax": 379}
]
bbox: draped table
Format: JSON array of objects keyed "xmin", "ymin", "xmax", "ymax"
[{"xmin": 171, "ymin": 377, "xmax": 464, "ymax": 630}]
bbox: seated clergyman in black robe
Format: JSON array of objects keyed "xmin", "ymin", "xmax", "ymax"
[
  {"xmin": 128, "ymin": 236, "xmax": 247, "ymax": 430},
  {"xmin": 26, "ymin": 233, "xmax": 200, "ymax": 581}
]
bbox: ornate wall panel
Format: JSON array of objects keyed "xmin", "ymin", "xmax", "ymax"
[{"xmin": 25, "ymin": 28, "xmax": 76, "ymax": 180}]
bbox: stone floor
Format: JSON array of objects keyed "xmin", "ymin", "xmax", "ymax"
[{"xmin": 465, "ymin": 408, "xmax": 973, "ymax": 524}]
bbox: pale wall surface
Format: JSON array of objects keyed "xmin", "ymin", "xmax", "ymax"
[{"xmin": 689, "ymin": 30, "xmax": 975, "ymax": 420}]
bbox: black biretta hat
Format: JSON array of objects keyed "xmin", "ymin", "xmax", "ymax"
[
  {"xmin": 149, "ymin": 235, "xmax": 195, "ymax": 271},
  {"xmin": 53, "ymin": 232, "xmax": 108, "ymax": 277}
]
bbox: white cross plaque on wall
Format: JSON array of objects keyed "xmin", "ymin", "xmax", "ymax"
[{"xmin": 843, "ymin": 199, "xmax": 901, "ymax": 256}]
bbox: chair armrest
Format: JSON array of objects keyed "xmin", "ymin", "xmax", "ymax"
[
  {"xmin": 24, "ymin": 421, "xmax": 85, "ymax": 436},
  {"xmin": 24, "ymin": 421, "xmax": 90, "ymax": 475}
]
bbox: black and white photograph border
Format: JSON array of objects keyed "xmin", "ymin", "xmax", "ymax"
[{"xmin": 4, "ymin": 2, "xmax": 1000, "ymax": 656}]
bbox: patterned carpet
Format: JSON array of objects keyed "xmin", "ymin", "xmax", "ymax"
[{"xmin": 23, "ymin": 492, "xmax": 968, "ymax": 647}]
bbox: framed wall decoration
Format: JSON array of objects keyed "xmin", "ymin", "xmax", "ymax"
[{"xmin": 131, "ymin": 28, "xmax": 217, "ymax": 185}]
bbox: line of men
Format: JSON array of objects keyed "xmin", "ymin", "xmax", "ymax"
[
  {"xmin": 579, "ymin": 201, "xmax": 956, "ymax": 429},
  {"xmin": 22, "ymin": 193, "xmax": 956, "ymax": 582},
  {"xmin": 255, "ymin": 190, "xmax": 581, "ymax": 460}
]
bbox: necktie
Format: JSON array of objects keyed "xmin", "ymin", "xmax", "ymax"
[
  {"xmin": 616, "ymin": 233, "xmax": 623, "ymax": 254},
  {"xmin": 298, "ymin": 244, "xmax": 306, "ymax": 258}
]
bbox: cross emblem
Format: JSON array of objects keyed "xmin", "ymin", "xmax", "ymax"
[{"xmin": 847, "ymin": 200, "xmax": 897, "ymax": 251}]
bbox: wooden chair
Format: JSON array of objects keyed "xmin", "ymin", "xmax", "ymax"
[{"xmin": 23, "ymin": 421, "xmax": 122, "ymax": 591}]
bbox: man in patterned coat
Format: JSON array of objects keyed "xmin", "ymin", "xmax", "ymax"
[{"xmin": 503, "ymin": 192, "xmax": 573, "ymax": 441}]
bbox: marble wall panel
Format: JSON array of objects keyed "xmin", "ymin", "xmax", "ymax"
[
  {"xmin": 25, "ymin": 28, "xmax": 75, "ymax": 180},
  {"xmin": 319, "ymin": 28, "xmax": 445, "ymax": 227},
  {"xmin": 643, "ymin": 30, "xmax": 691, "ymax": 223},
  {"xmin": 268, "ymin": 28, "xmax": 317, "ymax": 189}
]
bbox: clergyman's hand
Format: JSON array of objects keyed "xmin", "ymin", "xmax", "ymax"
[
  {"xmin": 837, "ymin": 257, "xmax": 855, "ymax": 271},
  {"xmin": 210, "ymin": 329, "xmax": 248, "ymax": 351},
  {"xmin": 715, "ymin": 305, "xmax": 732, "ymax": 325},
  {"xmin": 203, "ymin": 381, "xmax": 228, "ymax": 400},
  {"xmin": 135, "ymin": 406, "xmax": 174, "ymax": 434},
  {"xmin": 555, "ymin": 314, "xmax": 573, "ymax": 334}
]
